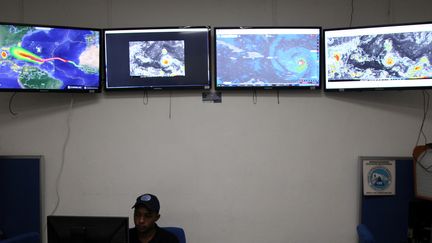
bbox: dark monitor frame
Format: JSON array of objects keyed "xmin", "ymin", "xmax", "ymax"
[
  {"xmin": 323, "ymin": 21, "xmax": 432, "ymax": 92},
  {"xmin": 47, "ymin": 215, "xmax": 128, "ymax": 243},
  {"xmin": 0, "ymin": 21, "xmax": 102, "ymax": 93},
  {"xmin": 103, "ymin": 26, "xmax": 211, "ymax": 91},
  {"xmin": 214, "ymin": 26, "xmax": 322, "ymax": 90}
]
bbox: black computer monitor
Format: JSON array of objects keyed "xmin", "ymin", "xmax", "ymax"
[
  {"xmin": 104, "ymin": 26, "xmax": 211, "ymax": 90},
  {"xmin": 215, "ymin": 27, "xmax": 321, "ymax": 89},
  {"xmin": 408, "ymin": 200, "xmax": 432, "ymax": 242},
  {"xmin": 0, "ymin": 22, "xmax": 102, "ymax": 93},
  {"xmin": 47, "ymin": 215, "xmax": 128, "ymax": 243},
  {"xmin": 324, "ymin": 22, "xmax": 432, "ymax": 91}
]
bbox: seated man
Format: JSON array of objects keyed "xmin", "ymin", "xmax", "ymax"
[{"xmin": 129, "ymin": 193, "xmax": 179, "ymax": 243}]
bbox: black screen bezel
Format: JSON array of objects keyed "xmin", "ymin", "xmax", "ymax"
[
  {"xmin": 104, "ymin": 26, "xmax": 211, "ymax": 91},
  {"xmin": 0, "ymin": 21, "xmax": 102, "ymax": 93},
  {"xmin": 323, "ymin": 21, "xmax": 432, "ymax": 92}
]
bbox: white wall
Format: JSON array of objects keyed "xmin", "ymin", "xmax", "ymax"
[{"xmin": 0, "ymin": 0, "xmax": 431, "ymax": 242}]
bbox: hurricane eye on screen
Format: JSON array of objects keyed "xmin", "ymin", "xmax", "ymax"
[
  {"xmin": 215, "ymin": 28, "xmax": 321, "ymax": 89},
  {"xmin": 0, "ymin": 24, "xmax": 100, "ymax": 91}
]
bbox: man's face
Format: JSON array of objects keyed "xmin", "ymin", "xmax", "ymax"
[{"xmin": 133, "ymin": 206, "xmax": 160, "ymax": 233}]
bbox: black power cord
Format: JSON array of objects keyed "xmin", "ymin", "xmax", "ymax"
[{"xmin": 9, "ymin": 92, "xmax": 18, "ymax": 116}]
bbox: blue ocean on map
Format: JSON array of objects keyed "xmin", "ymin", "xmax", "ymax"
[
  {"xmin": 216, "ymin": 34, "xmax": 320, "ymax": 87},
  {"xmin": 21, "ymin": 29, "xmax": 98, "ymax": 88},
  {"xmin": 0, "ymin": 26, "xmax": 99, "ymax": 90}
]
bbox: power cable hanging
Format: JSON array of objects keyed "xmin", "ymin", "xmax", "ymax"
[
  {"xmin": 9, "ymin": 92, "xmax": 18, "ymax": 116},
  {"xmin": 387, "ymin": 0, "xmax": 392, "ymax": 23},
  {"xmin": 51, "ymin": 95, "xmax": 74, "ymax": 216},
  {"xmin": 413, "ymin": 92, "xmax": 432, "ymax": 174},
  {"xmin": 44, "ymin": 95, "xmax": 74, "ymax": 234},
  {"xmin": 415, "ymin": 90, "xmax": 430, "ymax": 147},
  {"xmin": 253, "ymin": 90, "xmax": 257, "ymax": 104},
  {"xmin": 271, "ymin": 0, "xmax": 278, "ymax": 26},
  {"xmin": 143, "ymin": 90, "xmax": 149, "ymax": 105},
  {"xmin": 169, "ymin": 91, "xmax": 172, "ymax": 119},
  {"xmin": 277, "ymin": 90, "xmax": 280, "ymax": 104},
  {"xmin": 349, "ymin": 0, "xmax": 355, "ymax": 27}
]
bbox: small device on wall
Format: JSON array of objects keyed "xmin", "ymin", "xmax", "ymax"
[
  {"xmin": 0, "ymin": 22, "xmax": 102, "ymax": 93},
  {"xmin": 202, "ymin": 91, "xmax": 222, "ymax": 103},
  {"xmin": 104, "ymin": 26, "xmax": 211, "ymax": 90}
]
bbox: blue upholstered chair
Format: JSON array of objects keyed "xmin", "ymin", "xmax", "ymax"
[
  {"xmin": 357, "ymin": 224, "xmax": 376, "ymax": 243},
  {"xmin": 0, "ymin": 232, "xmax": 40, "ymax": 243},
  {"xmin": 163, "ymin": 227, "xmax": 186, "ymax": 243}
]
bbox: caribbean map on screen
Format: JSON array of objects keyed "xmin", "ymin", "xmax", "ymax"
[
  {"xmin": 216, "ymin": 34, "xmax": 320, "ymax": 87},
  {"xmin": 0, "ymin": 25, "xmax": 99, "ymax": 90},
  {"xmin": 326, "ymin": 31, "xmax": 432, "ymax": 82}
]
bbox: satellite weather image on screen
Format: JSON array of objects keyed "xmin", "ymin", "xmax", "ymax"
[
  {"xmin": 129, "ymin": 40, "xmax": 185, "ymax": 78},
  {"xmin": 326, "ymin": 26, "xmax": 432, "ymax": 84},
  {"xmin": 0, "ymin": 24, "xmax": 100, "ymax": 91},
  {"xmin": 216, "ymin": 28, "xmax": 320, "ymax": 88}
]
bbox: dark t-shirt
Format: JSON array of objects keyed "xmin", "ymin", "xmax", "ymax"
[{"xmin": 129, "ymin": 225, "xmax": 179, "ymax": 243}]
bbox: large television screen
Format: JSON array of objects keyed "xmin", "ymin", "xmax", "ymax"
[
  {"xmin": 104, "ymin": 27, "xmax": 210, "ymax": 90},
  {"xmin": 0, "ymin": 22, "xmax": 101, "ymax": 92},
  {"xmin": 324, "ymin": 22, "xmax": 432, "ymax": 91},
  {"xmin": 47, "ymin": 215, "xmax": 128, "ymax": 243},
  {"xmin": 215, "ymin": 27, "xmax": 321, "ymax": 89}
]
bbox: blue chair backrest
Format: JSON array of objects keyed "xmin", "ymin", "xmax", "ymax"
[
  {"xmin": 163, "ymin": 227, "xmax": 186, "ymax": 243},
  {"xmin": 357, "ymin": 224, "xmax": 376, "ymax": 243},
  {"xmin": 0, "ymin": 232, "xmax": 40, "ymax": 243},
  {"xmin": 0, "ymin": 157, "xmax": 41, "ymax": 239}
]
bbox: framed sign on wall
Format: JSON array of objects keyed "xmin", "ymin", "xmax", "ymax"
[{"xmin": 362, "ymin": 159, "xmax": 396, "ymax": 196}]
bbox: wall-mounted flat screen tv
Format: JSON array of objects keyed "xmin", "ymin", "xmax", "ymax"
[
  {"xmin": 324, "ymin": 22, "xmax": 432, "ymax": 91},
  {"xmin": 0, "ymin": 22, "xmax": 101, "ymax": 92},
  {"xmin": 104, "ymin": 27, "xmax": 210, "ymax": 90},
  {"xmin": 215, "ymin": 27, "xmax": 321, "ymax": 89}
]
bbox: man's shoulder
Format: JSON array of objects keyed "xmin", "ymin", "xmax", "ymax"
[
  {"xmin": 129, "ymin": 227, "xmax": 137, "ymax": 235},
  {"xmin": 156, "ymin": 227, "xmax": 180, "ymax": 243},
  {"xmin": 128, "ymin": 228, "xmax": 138, "ymax": 242}
]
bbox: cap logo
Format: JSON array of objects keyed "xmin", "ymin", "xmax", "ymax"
[{"xmin": 141, "ymin": 194, "xmax": 152, "ymax": 202}]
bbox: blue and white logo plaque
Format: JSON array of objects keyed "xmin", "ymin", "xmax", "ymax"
[{"xmin": 363, "ymin": 160, "xmax": 396, "ymax": 196}]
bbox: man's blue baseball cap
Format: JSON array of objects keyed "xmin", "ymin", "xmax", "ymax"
[{"xmin": 132, "ymin": 193, "xmax": 160, "ymax": 213}]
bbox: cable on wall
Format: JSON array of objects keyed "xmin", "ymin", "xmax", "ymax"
[
  {"xmin": 19, "ymin": 0, "xmax": 24, "ymax": 22},
  {"xmin": 416, "ymin": 148, "xmax": 432, "ymax": 174},
  {"xmin": 387, "ymin": 0, "xmax": 392, "ymax": 23},
  {"xmin": 349, "ymin": 0, "xmax": 355, "ymax": 27},
  {"xmin": 50, "ymin": 95, "xmax": 74, "ymax": 216},
  {"xmin": 169, "ymin": 91, "xmax": 172, "ymax": 119},
  {"xmin": 271, "ymin": 0, "xmax": 278, "ymax": 26},
  {"xmin": 9, "ymin": 92, "xmax": 18, "ymax": 116},
  {"xmin": 107, "ymin": 0, "xmax": 113, "ymax": 28},
  {"xmin": 252, "ymin": 90, "xmax": 257, "ymax": 104},
  {"xmin": 415, "ymin": 90, "xmax": 430, "ymax": 147},
  {"xmin": 143, "ymin": 90, "xmax": 149, "ymax": 105},
  {"xmin": 277, "ymin": 90, "xmax": 280, "ymax": 104}
]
